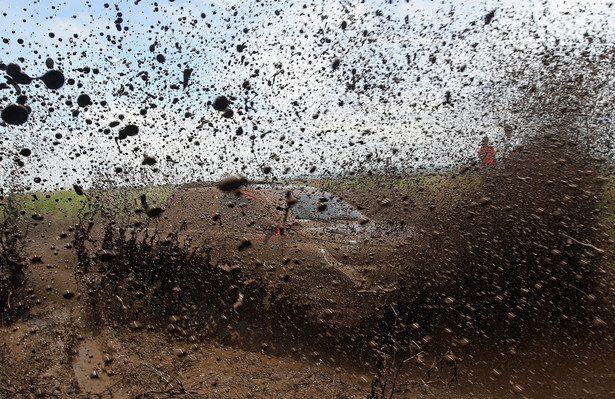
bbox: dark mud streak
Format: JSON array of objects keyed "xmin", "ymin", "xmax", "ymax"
[
  {"xmin": 390, "ymin": 134, "xmax": 608, "ymax": 350},
  {"xmin": 0, "ymin": 196, "xmax": 29, "ymax": 323}
]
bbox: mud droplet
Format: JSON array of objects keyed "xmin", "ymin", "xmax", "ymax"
[
  {"xmin": 128, "ymin": 321, "xmax": 143, "ymax": 331},
  {"xmin": 222, "ymin": 108, "xmax": 234, "ymax": 118},
  {"xmin": 39, "ymin": 69, "xmax": 65, "ymax": 89},
  {"xmin": 237, "ymin": 239, "xmax": 252, "ymax": 251},
  {"xmin": 332, "ymin": 57, "xmax": 341, "ymax": 70},
  {"xmin": 172, "ymin": 348, "xmax": 186, "ymax": 357},
  {"xmin": 45, "ymin": 57, "xmax": 54, "ymax": 69},
  {"xmin": 1, "ymin": 103, "xmax": 30, "ymax": 125},
  {"xmin": 511, "ymin": 383, "xmax": 524, "ymax": 394},
  {"xmin": 285, "ymin": 192, "xmax": 298, "ymax": 206},
  {"xmin": 213, "ymin": 95, "xmax": 230, "ymax": 111},
  {"xmin": 13, "ymin": 71, "xmax": 31, "ymax": 85},
  {"xmin": 142, "ymin": 155, "xmax": 157, "ymax": 166},
  {"xmin": 182, "ymin": 67, "xmax": 192, "ymax": 89},
  {"xmin": 477, "ymin": 197, "xmax": 492, "ymax": 206},
  {"xmin": 592, "ymin": 316, "xmax": 607, "ymax": 327},
  {"xmin": 73, "ymin": 185, "xmax": 84, "ymax": 196},
  {"xmin": 216, "ymin": 173, "xmax": 248, "ymax": 192},
  {"xmin": 77, "ymin": 94, "xmax": 92, "ymax": 107},
  {"xmin": 233, "ymin": 291, "xmax": 244, "ymax": 311},
  {"xmin": 139, "ymin": 194, "xmax": 164, "ymax": 217},
  {"xmin": 19, "ymin": 148, "xmax": 32, "ymax": 157},
  {"xmin": 97, "ymin": 250, "xmax": 117, "ymax": 262},
  {"xmin": 146, "ymin": 207, "xmax": 164, "ymax": 217},
  {"xmin": 122, "ymin": 124, "xmax": 139, "ymax": 137},
  {"xmin": 484, "ymin": 9, "xmax": 496, "ymax": 25},
  {"xmin": 31, "ymin": 213, "xmax": 44, "ymax": 221},
  {"xmin": 6, "ymin": 63, "xmax": 21, "ymax": 77}
]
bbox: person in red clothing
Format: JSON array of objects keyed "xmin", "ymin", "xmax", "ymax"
[{"xmin": 478, "ymin": 136, "xmax": 496, "ymax": 168}]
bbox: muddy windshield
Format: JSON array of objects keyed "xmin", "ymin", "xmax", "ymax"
[
  {"xmin": 291, "ymin": 192, "xmax": 361, "ymax": 221},
  {"xmin": 1, "ymin": 1, "xmax": 614, "ymax": 398}
]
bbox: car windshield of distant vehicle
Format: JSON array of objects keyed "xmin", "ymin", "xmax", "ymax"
[{"xmin": 291, "ymin": 192, "xmax": 361, "ymax": 221}]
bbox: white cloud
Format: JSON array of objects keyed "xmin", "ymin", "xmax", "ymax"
[{"xmin": 0, "ymin": 0, "xmax": 613, "ymax": 190}]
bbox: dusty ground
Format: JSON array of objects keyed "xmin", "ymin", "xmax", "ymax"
[{"xmin": 1, "ymin": 133, "xmax": 615, "ymax": 398}]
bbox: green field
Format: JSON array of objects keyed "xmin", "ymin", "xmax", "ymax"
[{"xmin": 1, "ymin": 184, "xmax": 176, "ymax": 222}]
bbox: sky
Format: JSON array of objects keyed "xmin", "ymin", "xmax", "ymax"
[{"xmin": 0, "ymin": 0, "xmax": 614, "ymax": 191}]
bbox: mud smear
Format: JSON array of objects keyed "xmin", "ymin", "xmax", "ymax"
[
  {"xmin": 389, "ymin": 134, "xmax": 608, "ymax": 337},
  {"xmin": 341, "ymin": 133, "xmax": 615, "ymax": 397}
]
